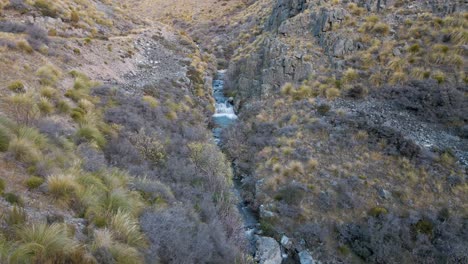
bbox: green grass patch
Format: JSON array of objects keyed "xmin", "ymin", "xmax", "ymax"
[{"xmin": 25, "ymin": 176, "xmax": 45, "ymax": 189}]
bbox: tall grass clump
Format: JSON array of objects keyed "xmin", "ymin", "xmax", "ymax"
[
  {"xmin": 33, "ymin": 0, "xmax": 58, "ymax": 18},
  {"xmin": 8, "ymin": 137, "xmax": 42, "ymax": 165},
  {"xmin": 37, "ymin": 97, "xmax": 54, "ymax": 115},
  {"xmin": 0, "ymin": 178, "xmax": 5, "ymax": 194},
  {"xmin": 25, "ymin": 176, "xmax": 45, "ymax": 189},
  {"xmin": 91, "ymin": 229, "xmax": 144, "ymax": 263},
  {"xmin": 110, "ymin": 210, "xmax": 146, "ymax": 247},
  {"xmin": 0, "ymin": 125, "xmax": 11, "ymax": 152},
  {"xmin": 36, "ymin": 64, "xmax": 61, "ymax": 86},
  {"xmin": 142, "ymin": 95, "xmax": 159, "ymax": 108},
  {"xmin": 75, "ymin": 125, "xmax": 106, "ymax": 148},
  {"xmin": 10, "ymin": 223, "xmax": 79, "ymax": 263},
  {"xmin": 7, "ymin": 80, "xmax": 25, "ymax": 93},
  {"xmin": 4, "ymin": 206, "xmax": 27, "ymax": 226},
  {"xmin": 47, "ymin": 174, "xmax": 79, "ymax": 201}
]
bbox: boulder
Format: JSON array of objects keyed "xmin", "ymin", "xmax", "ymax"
[
  {"xmin": 255, "ymin": 236, "xmax": 282, "ymax": 264},
  {"xmin": 298, "ymin": 250, "xmax": 315, "ymax": 264}
]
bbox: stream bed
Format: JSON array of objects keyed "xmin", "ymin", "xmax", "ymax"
[{"xmin": 211, "ymin": 70, "xmax": 259, "ymax": 255}]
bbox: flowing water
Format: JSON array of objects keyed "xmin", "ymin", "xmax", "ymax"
[{"xmin": 211, "ymin": 70, "xmax": 259, "ymax": 254}]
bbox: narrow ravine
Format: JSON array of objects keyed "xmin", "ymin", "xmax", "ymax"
[{"xmin": 211, "ymin": 70, "xmax": 260, "ymax": 255}]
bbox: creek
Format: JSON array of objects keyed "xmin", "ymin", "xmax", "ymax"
[{"xmin": 211, "ymin": 70, "xmax": 259, "ymax": 255}]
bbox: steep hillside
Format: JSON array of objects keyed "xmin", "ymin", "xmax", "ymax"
[
  {"xmin": 0, "ymin": 0, "xmax": 467, "ymax": 263},
  {"xmin": 220, "ymin": 0, "xmax": 468, "ymax": 263},
  {"xmin": 0, "ymin": 0, "xmax": 250, "ymax": 263}
]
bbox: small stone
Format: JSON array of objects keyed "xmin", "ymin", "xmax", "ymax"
[
  {"xmin": 280, "ymin": 235, "xmax": 292, "ymax": 249},
  {"xmin": 378, "ymin": 188, "xmax": 392, "ymax": 199},
  {"xmin": 393, "ymin": 48, "xmax": 401, "ymax": 56}
]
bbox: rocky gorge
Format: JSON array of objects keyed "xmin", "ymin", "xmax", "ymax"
[{"xmin": 0, "ymin": 0, "xmax": 466, "ymax": 263}]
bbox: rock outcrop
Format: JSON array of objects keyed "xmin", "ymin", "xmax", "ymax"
[{"xmin": 255, "ymin": 236, "xmax": 282, "ymax": 264}]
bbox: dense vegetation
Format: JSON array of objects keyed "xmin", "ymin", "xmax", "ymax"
[
  {"xmin": 0, "ymin": 0, "xmax": 466, "ymax": 263},
  {"xmin": 216, "ymin": 0, "xmax": 468, "ymax": 263},
  {"xmin": 0, "ymin": 0, "xmax": 249, "ymax": 263}
]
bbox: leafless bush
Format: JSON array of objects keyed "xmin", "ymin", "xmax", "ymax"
[
  {"xmin": 141, "ymin": 205, "xmax": 242, "ymax": 264},
  {"xmin": 0, "ymin": 21, "xmax": 27, "ymax": 33}
]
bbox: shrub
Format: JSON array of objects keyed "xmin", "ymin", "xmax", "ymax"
[
  {"xmin": 389, "ymin": 71, "xmax": 407, "ymax": 84},
  {"xmin": 4, "ymin": 206, "xmax": 27, "ymax": 225},
  {"xmin": 0, "ymin": 21, "xmax": 27, "ymax": 33},
  {"xmin": 25, "ymin": 176, "xmax": 45, "ymax": 189},
  {"xmin": 130, "ymin": 130, "xmax": 166, "ymax": 164},
  {"xmin": 110, "ymin": 210, "xmax": 146, "ymax": 247},
  {"xmin": 368, "ymin": 206, "xmax": 388, "ymax": 217},
  {"xmin": 275, "ymin": 185, "xmax": 305, "ymax": 204},
  {"xmin": 325, "ymin": 88, "xmax": 340, "ymax": 99},
  {"xmin": 432, "ymin": 71, "xmax": 445, "ymax": 84},
  {"xmin": 343, "ymin": 68, "xmax": 358, "ymax": 83},
  {"xmin": 70, "ymin": 108, "xmax": 85, "ymax": 122},
  {"xmin": 372, "ymin": 22, "xmax": 390, "ymax": 35},
  {"xmin": 36, "ymin": 64, "xmax": 61, "ymax": 86},
  {"xmin": 57, "ymin": 100, "xmax": 71, "ymax": 114},
  {"xmin": 17, "ymin": 40, "xmax": 33, "ymax": 53},
  {"xmin": 10, "ymin": 223, "xmax": 79, "ymax": 263},
  {"xmin": 7, "ymin": 80, "xmax": 25, "ymax": 93},
  {"xmin": 140, "ymin": 206, "xmax": 241, "ymax": 263},
  {"xmin": 65, "ymin": 89, "xmax": 85, "ymax": 102},
  {"xmin": 91, "ymin": 229, "xmax": 144, "ymax": 264},
  {"xmin": 70, "ymin": 10, "xmax": 79, "ymax": 23},
  {"xmin": 3, "ymin": 192, "xmax": 23, "ymax": 205},
  {"xmin": 280, "ymin": 83, "xmax": 294, "ymax": 96},
  {"xmin": 48, "ymin": 28, "xmax": 57, "ymax": 36},
  {"xmin": 8, "ymin": 0, "xmax": 29, "ymax": 13},
  {"xmin": 133, "ymin": 178, "xmax": 175, "ymax": 204},
  {"xmin": 142, "ymin": 95, "xmax": 159, "ymax": 108},
  {"xmin": 70, "ymin": 73, "xmax": 94, "ymax": 91},
  {"xmin": 16, "ymin": 126, "xmax": 48, "ymax": 149},
  {"xmin": 293, "ymin": 85, "xmax": 313, "ymax": 100},
  {"xmin": 317, "ymin": 104, "xmax": 330, "ymax": 115},
  {"xmin": 289, "ymin": 161, "xmax": 304, "ymax": 175},
  {"xmin": 4, "ymin": 93, "xmax": 38, "ymax": 125},
  {"xmin": 366, "ymin": 15, "xmax": 379, "ymax": 23},
  {"xmin": 103, "ymin": 188, "xmax": 142, "ymax": 216},
  {"xmin": 306, "ymin": 158, "xmax": 319, "ymax": 171},
  {"xmin": 0, "ymin": 126, "xmax": 11, "ymax": 152},
  {"xmin": 38, "ymin": 97, "xmax": 54, "ymax": 115},
  {"xmin": 0, "ymin": 178, "xmax": 5, "ymax": 194},
  {"xmin": 8, "ymin": 138, "xmax": 41, "ymax": 164},
  {"xmin": 47, "ymin": 174, "xmax": 79, "ymax": 200},
  {"xmin": 414, "ymin": 219, "xmax": 433, "ymax": 235},
  {"xmin": 166, "ymin": 110, "xmax": 177, "ymax": 120},
  {"xmin": 33, "ymin": 0, "xmax": 58, "ymax": 18},
  {"xmin": 26, "ymin": 25, "xmax": 49, "ymax": 50},
  {"xmin": 408, "ymin": 44, "xmax": 421, "ymax": 53},
  {"xmin": 78, "ymin": 99, "xmax": 94, "ymax": 112},
  {"xmin": 40, "ymin": 86, "xmax": 57, "ymax": 99},
  {"xmin": 76, "ymin": 125, "xmax": 106, "ymax": 148}
]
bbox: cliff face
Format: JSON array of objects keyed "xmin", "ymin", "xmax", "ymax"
[{"xmin": 227, "ymin": 0, "xmax": 467, "ymax": 108}]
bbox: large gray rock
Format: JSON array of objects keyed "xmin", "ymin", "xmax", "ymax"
[{"xmin": 255, "ymin": 236, "xmax": 282, "ymax": 264}]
